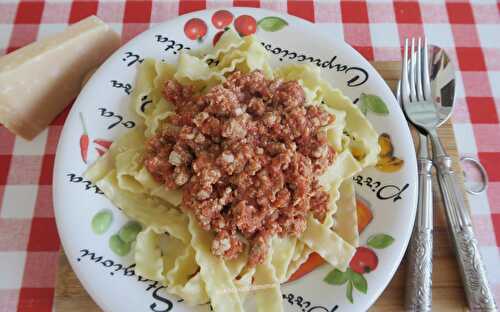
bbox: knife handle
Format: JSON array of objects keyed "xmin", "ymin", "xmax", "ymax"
[
  {"xmin": 430, "ymin": 133, "xmax": 497, "ymax": 311},
  {"xmin": 405, "ymin": 155, "xmax": 433, "ymax": 312}
]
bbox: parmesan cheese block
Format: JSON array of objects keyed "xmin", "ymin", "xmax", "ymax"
[{"xmin": 0, "ymin": 16, "xmax": 121, "ymax": 140}]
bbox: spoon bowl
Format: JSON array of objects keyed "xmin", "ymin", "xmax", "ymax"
[{"xmin": 402, "ymin": 44, "xmax": 455, "ymax": 132}]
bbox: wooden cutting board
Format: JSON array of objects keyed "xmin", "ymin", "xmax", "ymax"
[{"xmin": 54, "ymin": 61, "xmax": 469, "ymax": 312}]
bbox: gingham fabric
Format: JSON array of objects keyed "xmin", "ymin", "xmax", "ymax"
[{"xmin": 0, "ymin": 1, "xmax": 499, "ymax": 311}]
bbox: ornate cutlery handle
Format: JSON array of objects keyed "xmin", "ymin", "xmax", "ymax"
[
  {"xmin": 405, "ymin": 156, "xmax": 433, "ymax": 312},
  {"xmin": 430, "ymin": 133, "xmax": 497, "ymax": 311},
  {"xmin": 453, "ymin": 224, "xmax": 497, "ymax": 311}
]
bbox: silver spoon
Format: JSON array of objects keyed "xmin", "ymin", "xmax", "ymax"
[{"xmin": 401, "ymin": 38, "xmax": 497, "ymax": 311}]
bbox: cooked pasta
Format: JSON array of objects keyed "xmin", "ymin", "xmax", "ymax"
[{"xmin": 84, "ymin": 30, "xmax": 379, "ymax": 311}]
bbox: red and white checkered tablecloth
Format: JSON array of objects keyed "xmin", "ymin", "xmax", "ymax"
[{"xmin": 0, "ymin": 1, "xmax": 499, "ymax": 311}]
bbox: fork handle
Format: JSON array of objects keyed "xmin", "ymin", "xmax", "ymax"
[
  {"xmin": 430, "ymin": 133, "xmax": 497, "ymax": 311},
  {"xmin": 405, "ymin": 156, "xmax": 433, "ymax": 312}
]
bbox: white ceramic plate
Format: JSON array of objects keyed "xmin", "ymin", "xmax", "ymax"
[{"xmin": 54, "ymin": 8, "xmax": 417, "ymax": 312}]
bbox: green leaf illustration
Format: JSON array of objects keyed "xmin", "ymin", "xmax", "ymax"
[
  {"xmin": 367, "ymin": 234, "xmax": 395, "ymax": 249},
  {"xmin": 361, "ymin": 93, "xmax": 389, "ymax": 115},
  {"xmin": 257, "ymin": 17, "xmax": 288, "ymax": 32},
  {"xmin": 109, "ymin": 234, "xmax": 131, "ymax": 256},
  {"xmin": 359, "ymin": 100, "xmax": 369, "ymax": 115},
  {"xmin": 91, "ymin": 210, "xmax": 113, "ymax": 235},
  {"xmin": 346, "ymin": 280, "xmax": 354, "ymax": 303},
  {"xmin": 349, "ymin": 270, "xmax": 368, "ymax": 294},
  {"xmin": 324, "ymin": 269, "xmax": 349, "ymax": 285},
  {"xmin": 119, "ymin": 221, "xmax": 142, "ymax": 243}
]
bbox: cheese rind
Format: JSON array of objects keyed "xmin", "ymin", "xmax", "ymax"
[{"xmin": 0, "ymin": 16, "xmax": 121, "ymax": 140}]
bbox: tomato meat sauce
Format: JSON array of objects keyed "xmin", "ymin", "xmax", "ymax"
[{"xmin": 144, "ymin": 70, "xmax": 336, "ymax": 266}]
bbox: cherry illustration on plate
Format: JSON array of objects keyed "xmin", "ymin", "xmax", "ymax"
[
  {"xmin": 212, "ymin": 10, "xmax": 233, "ymax": 29},
  {"xmin": 184, "ymin": 18, "xmax": 208, "ymax": 40},
  {"xmin": 234, "ymin": 15, "xmax": 257, "ymax": 36},
  {"xmin": 349, "ymin": 247, "xmax": 378, "ymax": 274}
]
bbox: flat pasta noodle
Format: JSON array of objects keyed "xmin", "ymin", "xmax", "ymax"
[
  {"xmin": 319, "ymin": 150, "xmax": 362, "ymax": 188},
  {"xmin": 299, "ymin": 215, "xmax": 356, "ymax": 271},
  {"xmin": 98, "ymin": 132, "xmax": 182, "ymax": 207},
  {"xmin": 291, "ymin": 240, "xmax": 306, "ymax": 262},
  {"xmin": 205, "ymin": 32, "xmax": 271, "ymax": 78},
  {"xmin": 202, "ymin": 29, "xmax": 246, "ymax": 63},
  {"xmin": 157, "ymin": 236, "xmax": 211, "ymax": 304},
  {"xmin": 226, "ymin": 247, "xmax": 249, "ymax": 278},
  {"xmin": 284, "ymin": 181, "xmax": 358, "ymax": 279},
  {"xmin": 319, "ymin": 82, "xmax": 380, "ymax": 167},
  {"xmin": 323, "ymin": 106, "xmax": 346, "ymax": 152},
  {"xmin": 235, "ymin": 267, "xmax": 255, "ymax": 303},
  {"xmin": 152, "ymin": 61, "xmax": 177, "ymax": 103},
  {"xmin": 158, "ymin": 234, "xmax": 186, "ymax": 275},
  {"xmin": 131, "ymin": 58, "xmax": 156, "ymax": 120},
  {"xmin": 135, "ymin": 227, "xmax": 164, "ymax": 281},
  {"xmin": 135, "ymin": 166, "xmax": 182, "ymax": 207},
  {"xmin": 187, "ymin": 213, "xmax": 244, "ymax": 312},
  {"xmin": 165, "ymin": 246, "xmax": 198, "ymax": 286},
  {"xmin": 139, "ymin": 61, "xmax": 177, "ymax": 138},
  {"xmin": 134, "ymin": 167, "xmax": 159, "ymax": 190},
  {"xmin": 166, "ymin": 272, "xmax": 209, "ymax": 305},
  {"xmin": 213, "ymin": 49, "xmax": 247, "ymax": 76},
  {"xmin": 334, "ymin": 180, "xmax": 359, "ymax": 247},
  {"xmin": 234, "ymin": 37, "xmax": 271, "ymax": 77},
  {"xmin": 175, "ymin": 53, "xmax": 216, "ymax": 85},
  {"xmin": 84, "ymin": 150, "xmax": 114, "ymax": 183},
  {"xmin": 319, "ymin": 150, "xmax": 362, "ymax": 227},
  {"xmin": 150, "ymin": 187, "xmax": 182, "ymax": 207},
  {"xmin": 175, "ymin": 34, "xmax": 270, "ymax": 88},
  {"xmin": 284, "ymin": 244, "xmax": 312, "ymax": 281},
  {"xmin": 115, "ymin": 148, "xmax": 146, "ymax": 193},
  {"xmin": 274, "ymin": 64, "xmax": 322, "ymax": 104},
  {"xmin": 274, "ymin": 63, "xmax": 322, "ymax": 92},
  {"xmin": 164, "ymin": 246, "xmax": 205, "ymax": 305},
  {"xmin": 254, "ymin": 251, "xmax": 283, "ymax": 312},
  {"xmin": 84, "ymin": 127, "xmax": 146, "ymax": 182},
  {"xmin": 270, "ymin": 236, "xmax": 297, "ymax": 282},
  {"xmin": 96, "ymin": 171, "xmax": 191, "ymax": 243},
  {"xmin": 322, "ymin": 187, "xmax": 339, "ymax": 228},
  {"xmin": 144, "ymin": 98, "xmax": 175, "ymax": 138}
]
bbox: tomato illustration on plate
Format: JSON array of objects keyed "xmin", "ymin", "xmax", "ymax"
[
  {"xmin": 349, "ymin": 247, "xmax": 378, "ymax": 274},
  {"xmin": 183, "ymin": 11, "xmax": 289, "ymax": 45},
  {"xmin": 184, "ymin": 18, "xmax": 208, "ymax": 40},
  {"xmin": 324, "ymin": 233, "xmax": 394, "ymax": 303},
  {"xmin": 234, "ymin": 15, "xmax": 257, "ymax": 36},
  {"xmin": 211, "ymin": 10, "xmax": 233, "ymax": 29},
  {"xmin": 213, "ymin": 30, "xmax": 225, "ymax": 46}
]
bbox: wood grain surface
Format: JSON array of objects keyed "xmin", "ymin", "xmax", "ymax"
[{"xmin": 54, "ymin": 61, "xmax": 470, "ymax": 312}]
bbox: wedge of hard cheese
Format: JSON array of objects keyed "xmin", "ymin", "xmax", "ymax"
[{"xmin": 0, "ymin": 16, "xmax": 121, "ymax": 140}]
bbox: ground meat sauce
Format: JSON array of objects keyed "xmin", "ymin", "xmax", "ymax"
[{"xmin": 144, "ymin": 70, "xmax": 336, "ymax": 266}]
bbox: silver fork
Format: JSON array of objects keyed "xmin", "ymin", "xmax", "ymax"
[{"xmin": 401, "ymin": 38, "xmax": 433, "ymax": 312}]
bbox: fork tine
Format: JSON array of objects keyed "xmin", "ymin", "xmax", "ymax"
[
  {"xmin": 416, "ymin": 38, "xmax": 424, "ymax": 101},
  {"xmin": 401, "ymin": 38, "xmax": 410, "ymax": 105},
  {"xmin": 409, "ymin": 38, "xmax": 417, "ymax": 102},
  {"xmin": 422, "ymin": 38, "xmax": 431, "ymax": 101}
]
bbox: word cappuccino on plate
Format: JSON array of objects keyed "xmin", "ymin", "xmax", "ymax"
[{"xmin": 260, "ymin": 41, "xmax": 369, "ymax": 87}]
